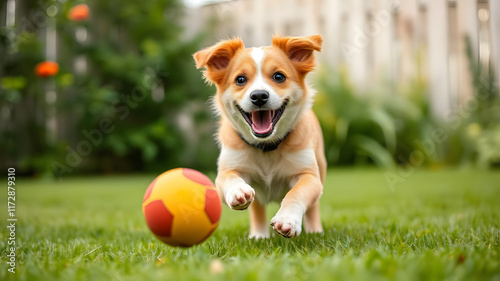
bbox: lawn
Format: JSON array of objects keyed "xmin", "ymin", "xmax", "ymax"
[{"xmin": 1, "ymin": 169, "xmax": 499, "ymax": 281}]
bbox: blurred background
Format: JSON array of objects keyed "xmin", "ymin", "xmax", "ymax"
[{"xmin": 0, "ymin": 0, "xmax": 499, "ymax": 179}]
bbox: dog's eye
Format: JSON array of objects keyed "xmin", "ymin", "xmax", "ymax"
[
  {"xmin": 272, "ymin": 72, "xmax": 286, "ymax": 83},
  {"xmin": 235, "ymin": 76, "xmax": 247, "ymax": 86}
]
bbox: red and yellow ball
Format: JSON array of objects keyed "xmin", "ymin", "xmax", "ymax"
[{"xmin": 142, "ymin": 168, "xmax": 221, "ymax": 247}]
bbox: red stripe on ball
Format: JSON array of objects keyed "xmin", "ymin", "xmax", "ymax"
[
  {"xmin": 182, "ymin": 168, "xmax": 214, "ymax": 187},
  {"xmin": 205, "ymin": 188, "xmax": 221, "ymax": 224},
  {"xmin": 143, "ymin": 200, "xmax": 173, "ymax": 237},
  {"xmin": 143, "ymin": 178, "xmax": 157, "ymax": 202}
]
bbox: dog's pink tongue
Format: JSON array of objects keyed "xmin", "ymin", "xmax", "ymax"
[{"xmin": 251, "ymin": 110, "xmax": 273, "ymax": 135}]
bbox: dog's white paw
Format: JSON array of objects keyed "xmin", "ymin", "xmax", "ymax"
[
  {"xmin": 225, "ymin": 183, "xmax": 254, "ymax": 210},
  {"xmin": 270, "ymin": 212, "xmax": 302, "ymax": 238}
]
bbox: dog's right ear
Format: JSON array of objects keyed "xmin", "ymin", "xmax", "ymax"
[{"xmin": 193, "ymin": 38, "xmax": 244, "ymax": 84}]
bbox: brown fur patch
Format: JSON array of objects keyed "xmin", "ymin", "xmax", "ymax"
[
  {"xmin": 271, "ymin": 35, "xmax": 322, "ymax": 79},
  {"xmin": 193, "ymin": 38, "xmax": 245, "ymax": 85}
]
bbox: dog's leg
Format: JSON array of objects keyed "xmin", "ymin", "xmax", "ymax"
[
  {"xmin": 304, "ymin": 199, "xmax": 323, "ymax": 233},
  {"xmin": 249, "ymin": 198, "xmax": 269, "ymax": 238},
  {"xmin": 215, "ymin": 170, "xmax": 254, "ymax": 210},
  {"xmin": 270, "ymin": 173, "xmax": 322, "ymax": 238}
]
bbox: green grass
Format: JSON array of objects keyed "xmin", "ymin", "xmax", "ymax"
[{"xmin": 1, "ymin": 169, "xmax": 500, "ymax": 281}]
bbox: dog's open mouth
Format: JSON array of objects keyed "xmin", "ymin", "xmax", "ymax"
[{"xmin": 236, "ymin": 100, "xmax": 288, "ymax": 138}]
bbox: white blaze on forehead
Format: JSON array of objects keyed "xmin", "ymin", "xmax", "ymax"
[
  {"xmin": 251, "ymin": 47, "xmax": 264, "ymax": 69},
  {"xmin": 249, "ymin": 47, "xmax": 266, "ymax": 91},
  {"xmin": 239, "ymin": 46, "xmax": 281, "ymax": 111},
  {"xmin": 248, "ymin": 47, "xmax": 268, "ymax": 93}
]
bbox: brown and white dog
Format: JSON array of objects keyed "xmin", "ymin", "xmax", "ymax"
[{"xmin": 193, "ymin": 35, "xmax": 326, "ymax": 238}]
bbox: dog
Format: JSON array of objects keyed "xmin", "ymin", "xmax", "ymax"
[{"xmin": 193, "ymin": 35, "xmax": 326, "ymax": 238}]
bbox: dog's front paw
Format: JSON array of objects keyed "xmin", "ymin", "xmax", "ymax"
[
  {"xmin": 270, "ymin": 212, "xmax": 302, "ymax": 238},
  {"xmin": 225, "ymin": 183, "xmax": 254, "ymax": 210}
]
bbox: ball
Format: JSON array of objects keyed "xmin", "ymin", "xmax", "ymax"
[{"xmin": 142, "ymin": 168, "xmax": 221, "ymax": 247}]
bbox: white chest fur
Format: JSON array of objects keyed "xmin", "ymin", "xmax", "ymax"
[{"xmin": 218, "ymin": 146, "xmax": 316, "ymax": 204}]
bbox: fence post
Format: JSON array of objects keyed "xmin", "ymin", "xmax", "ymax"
[
  {"xmin": 304, "ymin": 0, "xmax": 319, "ymax": 36},
  {"xmin": 399, "ymin": 0, "xmax": 420, "ymax": 88},
  {"xmin": 324, "ymin": 0, "xmax": 341, "ymax": 68},
  {"xmin": 253, "ymin": 0, "xmax": 265, "ymax": 46},
  {"xmin": 45, "ymin": 15, "xmax": 58, "ymax": 144},
  {"xmin": 346, "ymin": 0, "xmax": 368, "ymax": 93},
  {"xmin": 427, "ymin": 0, "xmax": 452, "ymax": 118},
  {"xmin": 371, "ymin": 0, "xmax": 394, "ymax": 84},
  {"xmin": 456, "ymin": 0, "xmax": 479, "ymax": 103},
  {"xmin": 490, "ymin": 0, "xmax": 500, "ymax": 89}
]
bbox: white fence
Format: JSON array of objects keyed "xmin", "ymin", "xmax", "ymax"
[{"xmin": 184, "ymin": 0, "xmax": 500, "ymax": 118}]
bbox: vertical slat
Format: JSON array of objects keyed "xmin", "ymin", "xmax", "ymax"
[
  {"xmin": 346, "ymin": 0, "xmax": 368, "ymax": 92},
  {"xmin": 5, "ymin": 0, "xmax": 16, "ymax": 26},
  {"xmin": 372, "ymin": 0, "xmax": 394, "ymax": 83},
  {"xmin": 399, "ymin": 0, "xmax": 419, "ymax": 86},
  {"xmin": 427, "ymin": 0, "xmax": 451, "ymax": 118},
  {"xmin": 45, "ymin": 16, "xmax": 58, "ymax": 144},
  {"xmin": 304, "ymin": 0, "xmax": 319, "ymax": 35},
  {"xmin": 456, "ymin": 0, "xmax": 479, "ymax": 103},
  {"xmin": 253, "ymin": 0, "xmax": 265, "ymax": 46},
  {"xmin": 324, "ymin": 0, "xmax": 341, "ymax": 67},
  {"xmin": 489, "ymin": 0, "xmax": 500, "ymax": 89}
]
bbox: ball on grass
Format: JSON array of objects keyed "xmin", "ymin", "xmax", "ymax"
[{"xmin": 142, "ymin": 168, "xmax": 221, "ymax": 247}]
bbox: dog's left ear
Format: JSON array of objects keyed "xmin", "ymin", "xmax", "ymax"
[
  {"xmin": 193, "ymin": 38, "xmax": 244, "ymax": 84},
  {"xmin": 272, "ymin": 35, "xmax": 322, "ymax": 75}
]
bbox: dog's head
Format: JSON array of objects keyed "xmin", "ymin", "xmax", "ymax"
[{"xmin": 193, "ymin": 35, "xmax": 322, "ymax": 144}]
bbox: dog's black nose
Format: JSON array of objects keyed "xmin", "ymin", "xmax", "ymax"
[{"xmin": 250, "ymin": 90, "xmax": 269, "ymax": 107}]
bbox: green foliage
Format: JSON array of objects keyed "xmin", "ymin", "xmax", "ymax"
[
  {"xmin": 443, "ymin": 37, "xmax": 500, "ymax": 168},
  {"xmin": 314, "ymin": 68, "xmax": 433, "ymax": 167},
  {"xmin": 1, "ymin": 15, "xmax": 47, "ymax": 173},
  {"xmin": 314, "ymin": 43, "xmax": 500, "ymax": 169},
  {"xmin": 1, "ymin": 170, "xmax": 499, "ymax": 280},
  {"xmin": 2, "ymin": 2, "xmax": 498, "ymax": 175},
  {"xmin": 1, "ymin": 0, "xmax": 217, "ymax": 176}
]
